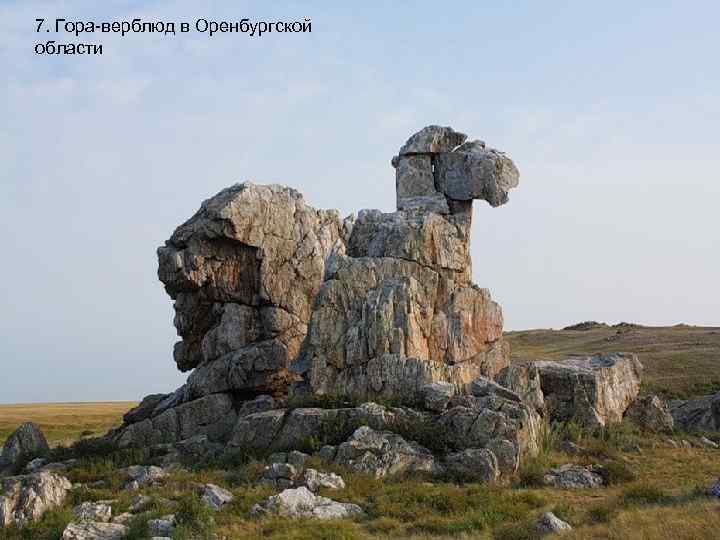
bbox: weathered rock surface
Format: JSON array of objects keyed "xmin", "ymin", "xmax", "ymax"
[
  {"xmin": 443, "ymin": 448, "xmax": 499, "ymax": 482},
  {"xmin": 72, "ymin": 501, "xmax": 112, "ymax": 523},
  {"xmin": 61, "ymin": 522, "xmax": 128, "ymax": 540},
  {"xmin": 543, "ymin": 464, "xmax": 604, "ymax": 489},
  {"xmin": 200, "ymin": 484, "xmax": 234, "ymax": 510},
  {"xmin": 251, "ymin": 486, "xmax": 362, "ymax": 519},
  {"xmin": 536, "ymin": 353, "xmax": 643, "ymax": 427},
  {"xmin": 624, "ymin": 395, "xmax": 674, "ymax": 433},
  {"xmin": 669, "ymin": 391, "xmax": 720, "ymax": 433},
  {"xmin": 319, "ymin": 426, "xmax": 439, "ymax": 478},
  {"xmin": 147, "ymin": 515, "xmax": 175, "ymax": 537},
  {"xmin": 420, "ymin": 382, "xmax": 456, "ymax": 412},
  {"xmin": 495, "ymin": 362, "xmax": 545, "ymax": 414},
  {"xmin": 536, "ymin": 511, "xmax": 572, "ymax": 535},
  {"xmin": 158, "ymin": 182, "xmax": 351, "ymax": 387},
  {"xmin": 0, "ymin": 471, "xmax": 72, "ymax": 527},
  {"xmin": 302, "ymin": 469, "xmax": 346, "ymax": 491},
  {"xmin": 0, "ymin": 423, "xmax": 49, "ymax": 472},
  {"xmin": 122, "ymin": 465, "xmax": 166, "ymax": 490}
]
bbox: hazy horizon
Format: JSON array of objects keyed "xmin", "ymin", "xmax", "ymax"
[{"xmin": 2, "ymin": 1, "xmax": 719, "ymax": 404}]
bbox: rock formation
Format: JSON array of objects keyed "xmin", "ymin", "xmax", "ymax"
[
  {"xmin": 536, "ymin": 353, "xmax": 643, "ymax": 427},
  {"xmin": 669, "ymin": 391, "xmax": 720, "ymax": 433},
  {"xmin": 0, "ymin": 471, "xmax": 72, "ymax": 528},
  {"xmin": 0, "ymin": 422, "xmax": 49, "ymax": 473}
]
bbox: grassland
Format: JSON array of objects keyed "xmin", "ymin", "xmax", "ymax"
[
  {"xmin": 0, "ymin": 402, "xmax": 136, "ymax": 447},
  {"xmin": 1, "ymin": 325, "xmax": 719, "ymax": 539},
  {"xmin": 507, "ymin": 324, "xmax": 720, "ymax": 399}
]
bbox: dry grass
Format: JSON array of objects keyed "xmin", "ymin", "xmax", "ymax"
[
  {"xmin": 506, "ymin": 325, "xmax": 720, "ymax": 398},
  {"xmin": 0, "ymin": 402, "xmax": 136, "ymax": 446}
]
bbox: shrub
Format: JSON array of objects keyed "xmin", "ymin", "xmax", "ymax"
[
  {"xmin": 588, "ymin": 503, "xmax": 616, "ymax": 523},
  {"xmin": 174, "ymin": 493, "xmax": 216, "ymax": 538},
  {"xmin": 516, "ymin": 456, "xmax": 547, "ymax": 488},
  {"xmin": 621, "ymin": 485, "xmax": 672, "ymax": 506},
  {"xmin": 601, "ymin": 460, "xmax": 637, "ymax": 485}
]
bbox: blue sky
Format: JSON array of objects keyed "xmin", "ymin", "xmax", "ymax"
[{"xmin": 1, "ymin": 1, "xmax": 719, "ymax": 403}]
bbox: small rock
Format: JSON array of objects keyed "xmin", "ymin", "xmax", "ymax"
[
  {"xmin": 261, "ymin": 462, "xmax": 300, "ymax": 489},
  {"xmin": 24, "ymin": 457, "xmax": 48, "ymax": 473},
  {"xmin": 420, "ymin": 382, "xmax": 455, "ymax": 412},
  {"xmin": 251, "ymin": 486, "xmax": 363, "ymax": 520},
  {"xmin": 201, "ymin": 483, "xmax": 234, "ymax": 510},
  {"xmin": 709, "ymin": 479, "xmax": 720, "ymax": 498},
  {"xmin": 61, "ymin": 522, "xmax": 128, "ymax": 540},
  {"xmin": 699, "ymin": 436, "xmax": 718, "ymax": 449},
  {"xmin": 72, "ymin": 501, "xmax": 112, "ymax": 523},
  {"xmin": 111, "ymin": 513, "xmax": 132, "ymax": 525},
  {"xmin": 123, "ymin": 465, "xmax": 167, "ymax": 489},
  {"xmin": 665, "ymin": 438, "xmax": 679, "ymax": 449},
  {"xmin": 543, "ymin": 464, "xmax": 604, "ymax": 489},
  {"xmin": 536, "ymin": 511, "xmax": 572, "ymax": 535},
  {"xmin": 680, "ymin": 439, "xmax": 692, "ymax": 449},
  {"xmin": 302, "ymin": 469, "xmax": 346, "ymax": 491},
  {"xmin": 147, "ymin": 514, "xmax": 175, "ymax": 537},
  {"xmin": 129, "ymin": 494, "xmax": 153, "ymax": 513}
]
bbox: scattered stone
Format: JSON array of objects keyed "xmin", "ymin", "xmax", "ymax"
[
  {"xmin": 320, "ymin": 426, "xmax": 439, "ymax": 478},
  {"xmin": 710, "ymin": 479, "xmax": 720, "ymax": 498},
  {"xmin": 129, "ymin": 494, "xmax": 153, "ymax": 513},
  {"xmin": 536, "ymin": 511, "xmax": 572, "ymax": 535},
  {"xmin": 443, "ymin": 448, "xmax": 499, "ymax": 482},
  {"xmin": 261, "ymin": 462, "xmax": 300, "ymax": 490},
  {"xmin": 123, "ymin": 465, "xmax": 167, "ymax": 489},
  {"xmin": 251, "ymin": 486, "xmax": 363, "ymax": 520},
  {"xmin": 301, "ymin": 469, "xmax": 345, "ymax": 491},
  {"xmin": 111, "ymin": 513, "xmax": 132, "ymax": 525},
  {"xmin": 147, "ymin": 514, "xmax": 175, "ymax": 537},
  {"xmin": 699, "ymin": 436, "xmax": 718, "ymax": 449},
  {"xmin": 420, "ymin": 382, "xmax": 456, "ymax": 412},
  {"xmin": 665, "ymin": 438, "xmax": 679, "ymax": 449},
  {"xmin": 61, "ymin": 522, "xmax": 128, "ymax": 540},
  {"xmin": 200, "ymin": 483, "xmax": 234, "ymax": 510},
  {"xmin": 543, "ymin": 464, "xmax": 604, "ymax": 489},
  {"xmin": 536, "ymin": 353, "xmax": 643, "ymax": 427},
  {"xmin": 72, "ymin": 501, "xmax": 112, "ymax": 523},
  {"xmin": 669, "ymin": 391, "xmax": 720, "ymax": 433},
  {"xmin": 0, "ymin": 471, "xmax": 72, "ymax": 527},
  {"xmin": 0, "ymin": 422, "xmax": 50, "ymax": 472},
  {"xmin": 24, "ymin": 457, "xmax": 47, "ymax": 473},
  {"xmin": 624, "ymin": 395, "xmax": 674, "ymax": 433}
]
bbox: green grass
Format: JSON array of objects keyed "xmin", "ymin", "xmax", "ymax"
[{"xmin": 506, "ymin": 324, "xmax": 720, "ymax": 398}]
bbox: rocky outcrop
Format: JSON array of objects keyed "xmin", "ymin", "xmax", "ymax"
[
  {"xmin": 536, "ymin": 353, "xmax": 643, "ymax": 427},
  {"xmin": 251, "ymin": 486, "xmax": 363, "ymax": 520},
  {"xmin": 669, "ymin": 391, "xmax": 720, "ymax": 433},
  {"xmin": 0, "ymin": 423, "xmax": 49, "ymax": 473},
  {"xmin": 0, "ymin": 471, "xmax": 72, "ymax": 527},
  {"xmin": 495, "ymin": 362, "xmax": 545, "ymax": 414},
  {"xmin": 624, "ymin": 395, "xmax": 674, "ymax": 433}
]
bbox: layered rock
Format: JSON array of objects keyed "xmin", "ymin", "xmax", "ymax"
[
  {"xmin": 293, "ymin": 126, "xmax": 518, "ymax": 402},
  {"xmin": 624, "ymin": 394, "xmax": 674, "ymax": 433},
  {"xmin": 158, "ymin": 182, "xmax": 351, "ymax": 394},
  {"xmin": 536, "ymin": 353, "xmax": 643, "ymax": 427}
]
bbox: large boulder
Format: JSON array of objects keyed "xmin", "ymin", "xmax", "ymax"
[
  {"xmin": 61, "ymin": 522, "xmax": 128, "ymax": 540},
  {"xmin": 535, "ymin": 353, "xmax": 643, "ymax": 427},
  {"xmin": 624, "ymin": 395, "xmax": 674, "ymax": 433},
  {"xmin": 251, "ymin": 486, "xmax": 363, "ymax": 519},
  {"xmin": 157, "ymin": 182, "xmax": 351, "ymax": 393},
  {"xmin": 543, "ymin": 464, "xmax": 604, "ymax": 489},
  {"xmin": 669, "ymin": 391, "xmax": 720, "ymax": 433},
  {"xmin": 0, "ymin": 471, "xmax": 72, "ymax": 527},
  {"xmin": 1, "ymin": 423, "xmax": 50, "ymax": 472}
]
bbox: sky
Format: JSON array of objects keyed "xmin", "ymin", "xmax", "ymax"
[{"xmin": 1, "ymin": 1, "xmax": 718, "ymax": 404}]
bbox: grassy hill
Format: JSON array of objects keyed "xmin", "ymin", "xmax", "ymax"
[{"xmin": 507, "ymin": 324, "xmax": 720, "ymax": 399}]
